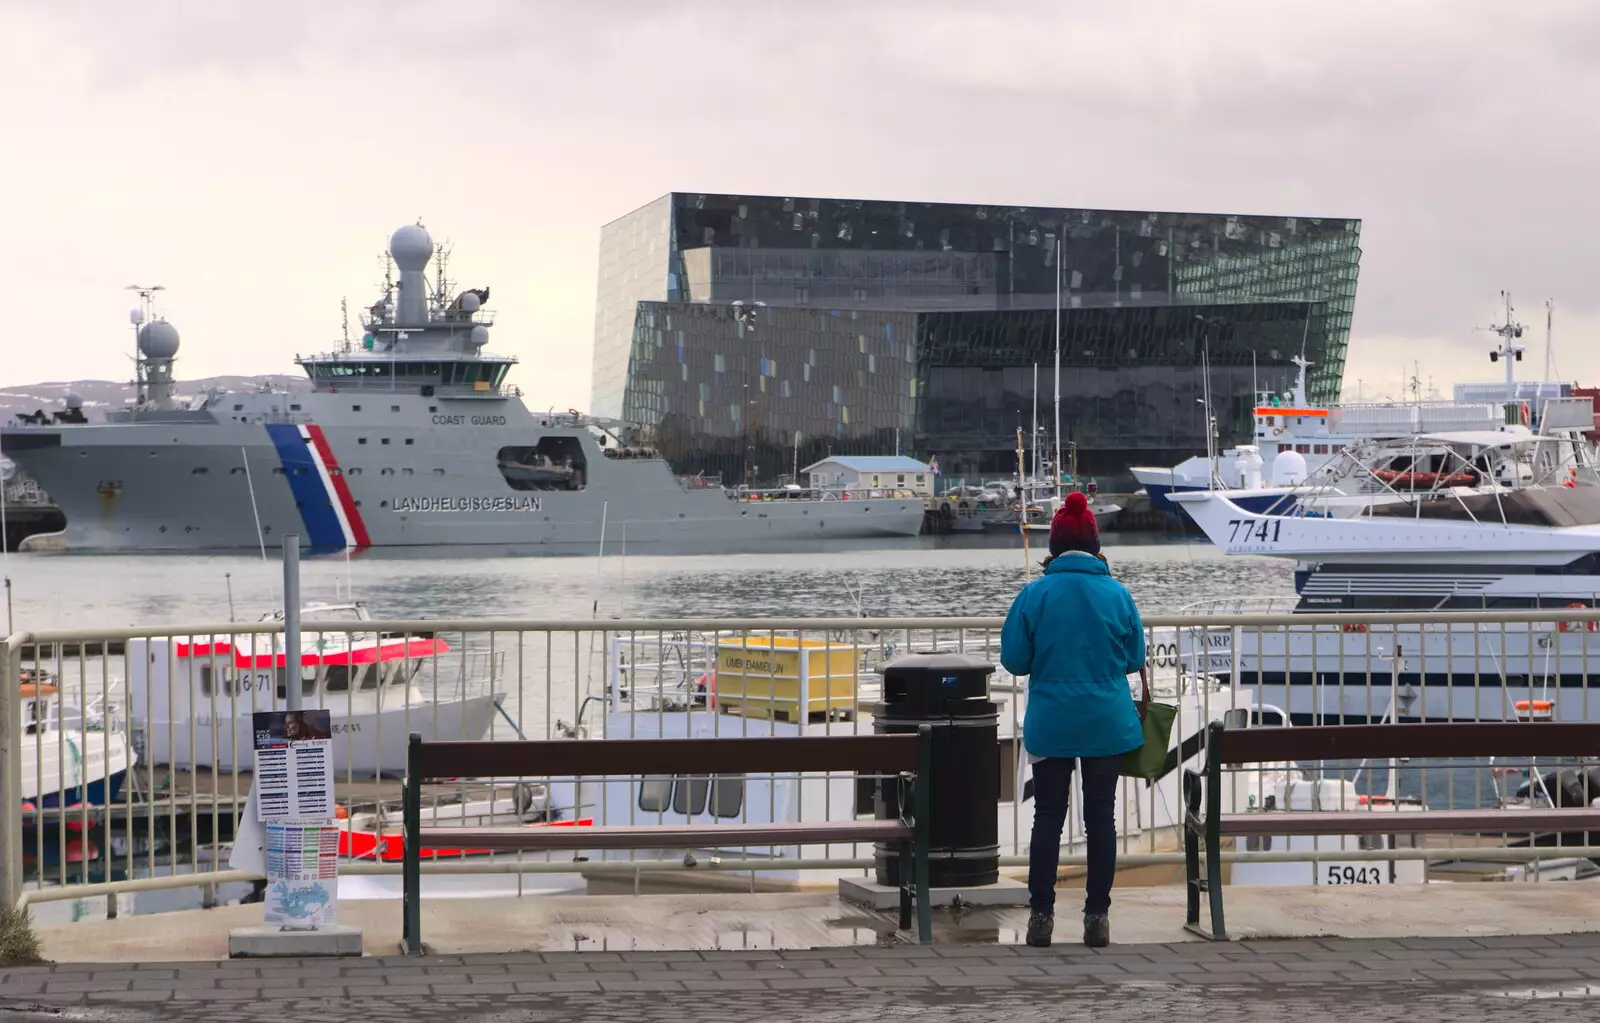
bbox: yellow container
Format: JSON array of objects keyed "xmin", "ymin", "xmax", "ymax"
[{"xmin": 713, "ymin": 635, "xmax": 860, "ymax": 720}]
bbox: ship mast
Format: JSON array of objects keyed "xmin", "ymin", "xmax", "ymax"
[
  {"xmin": 124, "ymin": 284, "xmax": 165, "ymax": 406},
  {"xmin": 1485, "ymin": 290, "xmax": 1526, "ymax": 397},
  {"xmin": 1053, "ymin": 237, "xmax": 1062, "ymax": 501}
]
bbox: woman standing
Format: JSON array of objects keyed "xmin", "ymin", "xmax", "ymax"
[{"xmin": 1000, "ymin": 491, "xmax": 1147, "ymax": 948}]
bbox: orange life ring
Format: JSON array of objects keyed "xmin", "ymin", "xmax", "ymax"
[
  {"xmin": 1559, "ymin": 603, "xmax": 1599, "ymax": 632},
  {"xmin": 1341, "ymin": 623, "xmax": 1368, "ymax": 633}
]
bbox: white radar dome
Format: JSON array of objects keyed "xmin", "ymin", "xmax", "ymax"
[
  {"xmin": 137, "ymin": 320, "xmax": 180, "ymax": 359},
  {"xmin": 64, "ymin": 391, "xmax": 83, "ymax": 409},
  {"xmin": 469, "ymin": 325, "xmax": 490, "ymax": 347},
  {"xmin": 1271, "ymin": 449, "xmax": 1308, "ymax": 487},
  {"xmin": 458, "ymin": 291, "xmax": 481, "ymax": 314},
  {"xmin": 389, "ymin": 222, "xmax": 434, "ymax": 272},
  {"xmin": 128, "ymin": 308, "xmax": 144, "ymax": 326}
]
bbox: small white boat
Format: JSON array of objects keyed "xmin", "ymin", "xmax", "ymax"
[
  {"xmin": 127, "ymin": 602, "xmax": 502, "ymax": 775},
  {"xmin": 939, "ymin": 486, "xmax": 1007, "ymax": 533},
  {"xmin": 18, "ymin": 673, "xmax": 134, "ymax": 813}
]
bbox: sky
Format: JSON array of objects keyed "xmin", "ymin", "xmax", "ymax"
[{"xmin": 3, "ymin": 0, "xmax": 1598, "ymax": 409}]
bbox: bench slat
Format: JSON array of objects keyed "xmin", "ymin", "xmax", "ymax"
[
  {"xmin": 1218, "ymin": 808, "xmax": 1600, "ymax": 837},
  {"xmin": 1218, "ymin": 723, "xmax": 1600, "ymax": 766},
  {"xmin": 416, "ymin": 820, "xmax": 912, "ymax": 851},
  {"xmin": 414, "ymin": 735, "xmax": 918, "ymax": 780}
]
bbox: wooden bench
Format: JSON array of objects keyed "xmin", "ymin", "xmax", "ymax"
[
  {"xmin": 1183, "ymin": 722, "xmax": 1600, "ymax": 940},
  {"xmin": 402, "ymin": 727, "xmax": 934, "ymax": 953}
]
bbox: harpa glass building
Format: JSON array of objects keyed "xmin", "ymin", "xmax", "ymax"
[{"xmin": 592, "ymin": 193, "xmax": 1361, "ymax": 485}]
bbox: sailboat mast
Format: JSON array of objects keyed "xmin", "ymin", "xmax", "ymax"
[
  {"xmin": 1053, "ymin": 238, "xmax": 1062, "ymax": 500},
  {"xmin": 1017, "ymin": 427, "xmax": 1031, "ymax": 579},
  {"xmin": 1545, "ymin": 299, "xmax": 1554, "ymax": 383},
  {"xmin": 1031, "ymin": 363, "xmax": 1039, "ymax": 485}
]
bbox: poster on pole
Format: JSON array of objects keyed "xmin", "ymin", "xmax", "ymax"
[
  {"xmin": 252, "ymin": 710, "xmax": 335, "ymax": 822},
  {"xmin": 262, "ymin": 823, "xmax": 340, "ymax": 928}
]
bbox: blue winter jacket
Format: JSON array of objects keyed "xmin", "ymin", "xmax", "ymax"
[{"xmin": 1000, "ymin": 553, "xmax": 1146, "ymax": 760}]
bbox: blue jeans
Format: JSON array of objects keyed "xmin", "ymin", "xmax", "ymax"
[{"xmin": 1027, "ymin": 755, "xmax": 1122, "ymax": 917}]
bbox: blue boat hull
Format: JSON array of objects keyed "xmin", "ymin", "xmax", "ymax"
[{"xmin": 24, "ymin": 769, "xmax": 129, "ymax": 815}]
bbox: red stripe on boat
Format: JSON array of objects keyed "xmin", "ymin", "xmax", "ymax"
[{"xmin": 305, "ymin": 424, "xmax": 373, "ymax": 549}]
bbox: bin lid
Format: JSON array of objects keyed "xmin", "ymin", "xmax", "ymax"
[{"xmin": 881, "ymin": 652, "xmax": 994, "ymax": 675}]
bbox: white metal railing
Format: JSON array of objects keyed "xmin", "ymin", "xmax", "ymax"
[{"xmin": 8, "ymin": 608, "xmax": 1600, "ymax": 918}]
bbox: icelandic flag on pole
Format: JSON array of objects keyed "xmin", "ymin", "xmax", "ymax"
[{"xmin": 928, "ymin": 457, "xmax": 941, "ymax": 475}]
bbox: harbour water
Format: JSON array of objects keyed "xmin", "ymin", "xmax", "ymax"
[{"xmin": 0, "ymin": 534, "xmax": 1292, "ymax": 630}]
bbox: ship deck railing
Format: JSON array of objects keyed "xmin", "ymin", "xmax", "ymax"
[{"xmin": 8, "ymin": 607, "xmax": 1600, "ymax": 915}]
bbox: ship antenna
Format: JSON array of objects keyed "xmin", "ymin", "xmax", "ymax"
[
  {"xmin": 125, "ymin": 284, "xmax": 165, "ymax": 406},
  {"xmin": 433, "ymin": 239, "xmax": 454, "ymax": 318},
  {"xmin": 340, "ymin": 297, "xmax": 351, "ymax": 353}
]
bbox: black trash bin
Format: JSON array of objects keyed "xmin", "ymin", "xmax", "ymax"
[{"xmin": 873, "ymin": 652, "xmax": 999, "ymax": 888}]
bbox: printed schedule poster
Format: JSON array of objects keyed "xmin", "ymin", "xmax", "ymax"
[
  {"xmin": 262, "ymin": 824, "xmax": 340, "ymax": 928},
  {"xmin": 252, "ymin": 709, "xmax": 335, "ymax": 823}
]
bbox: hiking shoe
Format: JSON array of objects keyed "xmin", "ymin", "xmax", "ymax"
[
  {"xmin": 1083, "ymin": 914, "xmax": 1110, "ymax": 948},
  {"xmin": 1025, "ymin": 910, "xmax": 1054, "ymax": 948}
]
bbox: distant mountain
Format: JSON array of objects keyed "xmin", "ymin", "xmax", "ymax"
[{"xmin": 0, "ymin": 375, "xmax": 308, "ymax": 419}]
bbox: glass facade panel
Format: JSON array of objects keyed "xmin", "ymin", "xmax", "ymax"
[{"xmin": 593, "ymin": 194, "xmax": 1361, "ymax": 484}]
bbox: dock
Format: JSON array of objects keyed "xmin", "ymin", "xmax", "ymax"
[{"xmin": 921, "ymin": 491, "xmax": 1183, "ymax": 534}]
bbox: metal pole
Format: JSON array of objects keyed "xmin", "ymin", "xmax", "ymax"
[
  {"xmin": 1031, "ymin": 363, "xmax": 1039, "ymax": 485},
  {"xmin": 282, "ymin": 535, "xmax": 302, "ymax": 712},
  {"xmin": 0, "ymin": 636, "xmax": 21, "ymax": 910},
  {"xmin": 1053, "ymin": 238, "xmax": 1062, "ymax": 499}
]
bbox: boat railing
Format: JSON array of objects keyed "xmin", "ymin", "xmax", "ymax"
[
  {"xmin": 1178, "ymin": 595, "xmax": 1301, "ymax": 616},
  {"xmin": 9, "ymin": 607, "xmax": 1600, "ymax": 914}
]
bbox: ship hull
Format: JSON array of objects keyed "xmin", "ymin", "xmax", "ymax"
[{"xmin": 2, "ymin": 405, "xmax": 926, "ymax": 552}]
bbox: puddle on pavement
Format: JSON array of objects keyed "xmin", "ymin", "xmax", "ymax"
[
  {"xmin": 1489, "ymin": 985, "xmax": 1600, "ymax": 1000},
  {"xmin": 821, "ymin": 915, "xmax": 901, "ymax": 947},
  {"xmin": 552, "ymin": 923, "xmax": 782, "ymax": 952},
  {"xmin": 949, "ymin": 926, "xmax": 1025, "ymax": 945}
]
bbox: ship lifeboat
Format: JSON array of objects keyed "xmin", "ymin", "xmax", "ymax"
[
  {"xmin": 1514, "ymin": 699, "xmax": 1555, "ymax": 722},
  {"xmin": 1371, "ymin": 468, "xmax": 1479, "ymax": 489}
]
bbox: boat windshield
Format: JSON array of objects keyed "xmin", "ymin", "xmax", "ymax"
[{"xmin": 1366, "ymin": 487, "xmax": 1600, "ymax": 527}]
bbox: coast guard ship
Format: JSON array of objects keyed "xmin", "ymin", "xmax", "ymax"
[{"xmin": 0, "ymin": 224, "xmax": 924, "ymax": 553}]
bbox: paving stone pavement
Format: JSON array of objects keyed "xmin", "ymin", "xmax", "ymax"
[{"xmin": 7, "ymin": 935, "xmax": 1600, "ymax": 1021}]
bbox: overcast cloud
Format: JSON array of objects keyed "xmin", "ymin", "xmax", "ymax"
[{"xmin": 2, "ymin": 0, "xmax": 1597, "ymax": 407}]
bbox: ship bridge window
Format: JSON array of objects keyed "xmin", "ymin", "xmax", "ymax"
[
  {"xmin": 440, "ymin": 362, "xmax": 510, "ymax": 387},
  {"xmin": 498, "ymin": 438, "xmax": 586, "ymax": 492}
]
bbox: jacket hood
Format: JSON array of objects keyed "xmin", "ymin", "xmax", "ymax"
[{"xmin": 1042, "ymin": 552, "xmax": 1108, "ymax": 577}]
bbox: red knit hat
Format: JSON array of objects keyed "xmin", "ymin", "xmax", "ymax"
[{"xmin": 1048, "ymin": 492, "xmax": 1101, "ymax": 557}]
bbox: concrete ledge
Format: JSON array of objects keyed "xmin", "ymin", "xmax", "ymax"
[
  {"xmin": 228, "ymin": 924, "xmax": 363, "ymax": 958},
  {"xmin": 839, "ymin": 876, "xmax": 1030, "ymax": 910},
  {"xmin": 35, "ymin": 884, "xmax": 1600, "ymax": 963}
]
